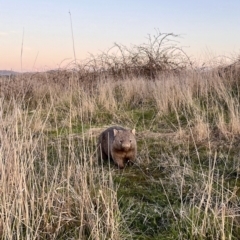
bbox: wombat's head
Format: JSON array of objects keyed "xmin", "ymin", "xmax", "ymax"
[{"xmin": 113, "ymin": 128, "xmax": 136, "ymax": 150}]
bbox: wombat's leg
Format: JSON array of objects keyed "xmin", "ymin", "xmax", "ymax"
[
  {"xmin": 114, "ymin": 157, "xmax": 125, "ymax": 169},
  {"xmin": 127, "ymin": 160, "xmax": 134, "ymax": 166}
]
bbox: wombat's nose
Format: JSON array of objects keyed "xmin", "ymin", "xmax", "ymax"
[{"xmin": 122, "ymin": 143, "xmax": 131, "ymax": 149}]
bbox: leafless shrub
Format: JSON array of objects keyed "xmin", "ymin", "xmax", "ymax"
[
  {"xmin": 218, "ymin": 56, "xmax": 240, "ymax": 83},
  {"xmin": 76, "ymin": 31, "xmax": 192, "ymax": 80}
]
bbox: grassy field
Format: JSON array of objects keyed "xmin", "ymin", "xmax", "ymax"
[{"xmin": 1, "ymin": 57, "xmax": 240, "ymax": 239}]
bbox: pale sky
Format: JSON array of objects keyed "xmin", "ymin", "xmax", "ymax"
[{"xmin": 1, "ymin": 0, "xmax": 240, "ymax": 72}]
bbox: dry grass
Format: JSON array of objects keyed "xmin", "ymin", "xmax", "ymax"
[
  {"xmin": 0, "ymin": 90, "xmax": 122, "ymax": 239},
  {"xmin": 0, "ymin": 59, "xmax": 240, "ymax": 239}
]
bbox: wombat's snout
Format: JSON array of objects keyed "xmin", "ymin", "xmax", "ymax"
[{"xmin": 121, "ymin": 142, "xmax": 131, "ymax": 150}]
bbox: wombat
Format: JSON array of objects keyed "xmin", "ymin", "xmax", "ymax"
[{"xmin": 98, "ymin": 126, "xmax": 137, "ymax": 169}]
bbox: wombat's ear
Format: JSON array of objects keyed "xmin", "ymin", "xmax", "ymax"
[
  {"xmin": 113, "ymin": 129, "xmax": 118, "ymax": 136},
  {"xmin": 131, "ymin": 129, "xmax": 136, "ymax": 135}
]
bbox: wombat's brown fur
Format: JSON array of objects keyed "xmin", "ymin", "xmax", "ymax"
[{"xmin": 98, "ymin": 126, "xmax": 137, "ymax": 169}]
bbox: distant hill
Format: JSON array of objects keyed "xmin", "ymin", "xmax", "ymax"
[{"xmin": 0, "ymin": 70, "xmax": 19, "ymax": 76}]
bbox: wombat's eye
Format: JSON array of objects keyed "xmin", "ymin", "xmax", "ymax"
[
  {"xmin": 129, "ymin": 140, "xmax": 132, "ymax": 143},
  {"xmin": 120, "ymin": 140, "xmax": 123, "ymax": 143}
]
